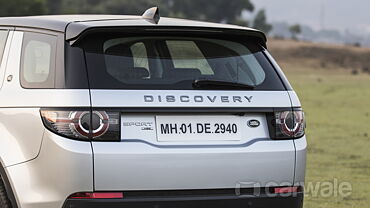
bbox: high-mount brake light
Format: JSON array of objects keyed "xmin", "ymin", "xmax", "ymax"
[
  {"xmin": 268, "ymin": 109, "xmax": 305, "ymax": 139},
  {"xmin": 40, "ymin": 109, "xmax": 120, "ymax": 141}
]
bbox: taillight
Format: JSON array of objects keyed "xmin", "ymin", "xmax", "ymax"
[
  {"xmin": 40, "ymin": 109, "xmax": 120, "ymax": 141},
  {"xmin": 268, "ymin": 109, "xmax": 305, "ymax": 139},
  {"xmin": 273, "ymin": 186, "xmax": 302, "ymax": 194},
  {"xmin": 69, "ymin": 192, "xmax": 124, "ymax": 199},
  {"xmin": 271, "ymin": 186, "xmax": 303, "ymax": 194}
]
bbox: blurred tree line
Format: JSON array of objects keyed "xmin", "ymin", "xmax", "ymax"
[{"xmin": 0, "ymin": 0, "xmax": 272, "ymax": 33}]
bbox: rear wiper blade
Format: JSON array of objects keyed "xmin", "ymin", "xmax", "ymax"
[{"xmin": 193, "ymin": 79, "xmax": 255, "ymax": 90}]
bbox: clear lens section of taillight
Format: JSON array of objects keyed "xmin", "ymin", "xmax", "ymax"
[
  {"xmin": 274, "ymin": 110, "xmax": 305, "ymax": 139},
  {"xmin": 93, "ymin": 111, "xmax": 120, "ymax": 141},
  {"xmin": 40, "ymin": 109, "xmax": 120, "ymax": 141}
]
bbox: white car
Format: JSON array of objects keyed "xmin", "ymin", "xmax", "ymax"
[{"xmin": 0, "ymin": 7, "xmax": 306, "ymax": 208}]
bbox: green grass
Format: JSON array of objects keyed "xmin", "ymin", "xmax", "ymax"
[{"xmin": 284, "ymin": 66, "xmax": 370, "ymax": 208}]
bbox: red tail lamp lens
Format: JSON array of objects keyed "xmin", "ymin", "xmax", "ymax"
[
  {"xmin": 69, "ymin": 192, "xmax": 124, "ymax": 199},
  {"xmin": 274, "ymin": 186, "xmax": 300, "ymax": 194},
  {"xmin": 69, "ymin": 192, "xmax": 93, "ymax": 199}
]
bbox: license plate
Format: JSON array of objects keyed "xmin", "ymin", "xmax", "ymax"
[{"xmin": 156, "ymin": 115, "xmax": 242, "ymax": 142}]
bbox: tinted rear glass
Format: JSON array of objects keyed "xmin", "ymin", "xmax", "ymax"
[{"xmin": 79, "ymin": 33, "xmax": 285, "ymax": 90}]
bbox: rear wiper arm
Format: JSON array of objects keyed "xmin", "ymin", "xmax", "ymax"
[{"xmin": 193, "ymin": 79, "xmax": 255, "ymax": 90}]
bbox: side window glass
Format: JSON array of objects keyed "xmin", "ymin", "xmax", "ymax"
[
  {"xmin": 0, "ymin": 30, "xmax": 9, "ymax": 88},
  {"xmin": 21, "ymin": 32, "xmax": 57, "ymax": 88}
]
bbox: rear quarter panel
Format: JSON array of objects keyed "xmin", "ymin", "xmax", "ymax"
[{"xmin": 0, "ymin": 31, "xmax": 90, "ymax": 167}]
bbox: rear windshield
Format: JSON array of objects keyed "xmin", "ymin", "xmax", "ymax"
[{"xmin": 78, "ymin": 33, "xmax": 285, "ymax": 90}]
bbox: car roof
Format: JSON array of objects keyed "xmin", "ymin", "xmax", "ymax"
[
  {"xmin": 0, "ymin": 15, "xmax": 141, "ymax": 31},
  {"xmin": 0, "ymin": 15, "xmax": 266, "ymax": 46}
]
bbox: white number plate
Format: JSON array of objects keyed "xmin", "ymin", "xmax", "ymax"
[{"xmin": 156, "ymin": 115, "xmax": 242, "ymax": 142}]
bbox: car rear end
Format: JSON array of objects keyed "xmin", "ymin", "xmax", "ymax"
[
  {"xmin": 8, "ymin": 21, "xmax": 306, "ymax": 208},
  {"xmin": 48, "ymin": 25, "xmax": 306, "ymax": 208}
]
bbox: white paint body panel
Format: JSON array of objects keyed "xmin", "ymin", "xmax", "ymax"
[
  {"xmin": 0, "ymin": 108, "xmax": 44, "ymax": 167},
  {"xmin": 93, "ymin": 139, "xmax": 296, "ymax": 191},
  {"xmin": 288, "ymin": 91, "xmax": 302, "ymax": 107},
  {"xmin": 5, "ymin": 131, "xmax": 93, "ymax": 208},
  {"xmin": 294, "ymin": 136, "xmax": 307, "ymax": 185}
]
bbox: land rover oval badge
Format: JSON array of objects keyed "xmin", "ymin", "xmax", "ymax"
[{"xmin": 248, "ymin": 120, "xmax": 260, "ymax": 128}]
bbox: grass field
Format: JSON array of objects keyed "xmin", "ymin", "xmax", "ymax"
[{"xmin": 273, "ymin": 41, "xmax": 370, "ymax": 208}]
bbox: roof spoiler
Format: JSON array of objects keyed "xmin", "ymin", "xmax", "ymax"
[
  {"xmin": 67, "ymin": 26, "xmax": 267, "ymax": 48},
  {"xmin": 142, "ymin": 7, "xmax": 160, "ymax": 24}
]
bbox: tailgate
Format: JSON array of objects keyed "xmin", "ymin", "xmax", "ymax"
[{"xmin": 91, "ymin": 90, "xmax": 296, "ymax": 191}]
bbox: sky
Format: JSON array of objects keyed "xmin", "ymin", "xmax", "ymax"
[{"xmin": 251, "ymin": 0, "xmax": 370, "ymax": 34}]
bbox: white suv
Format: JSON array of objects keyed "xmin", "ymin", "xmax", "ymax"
[{"xmin": 0, "ymin": 7, "xmax": 306, "ymax": 208}]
